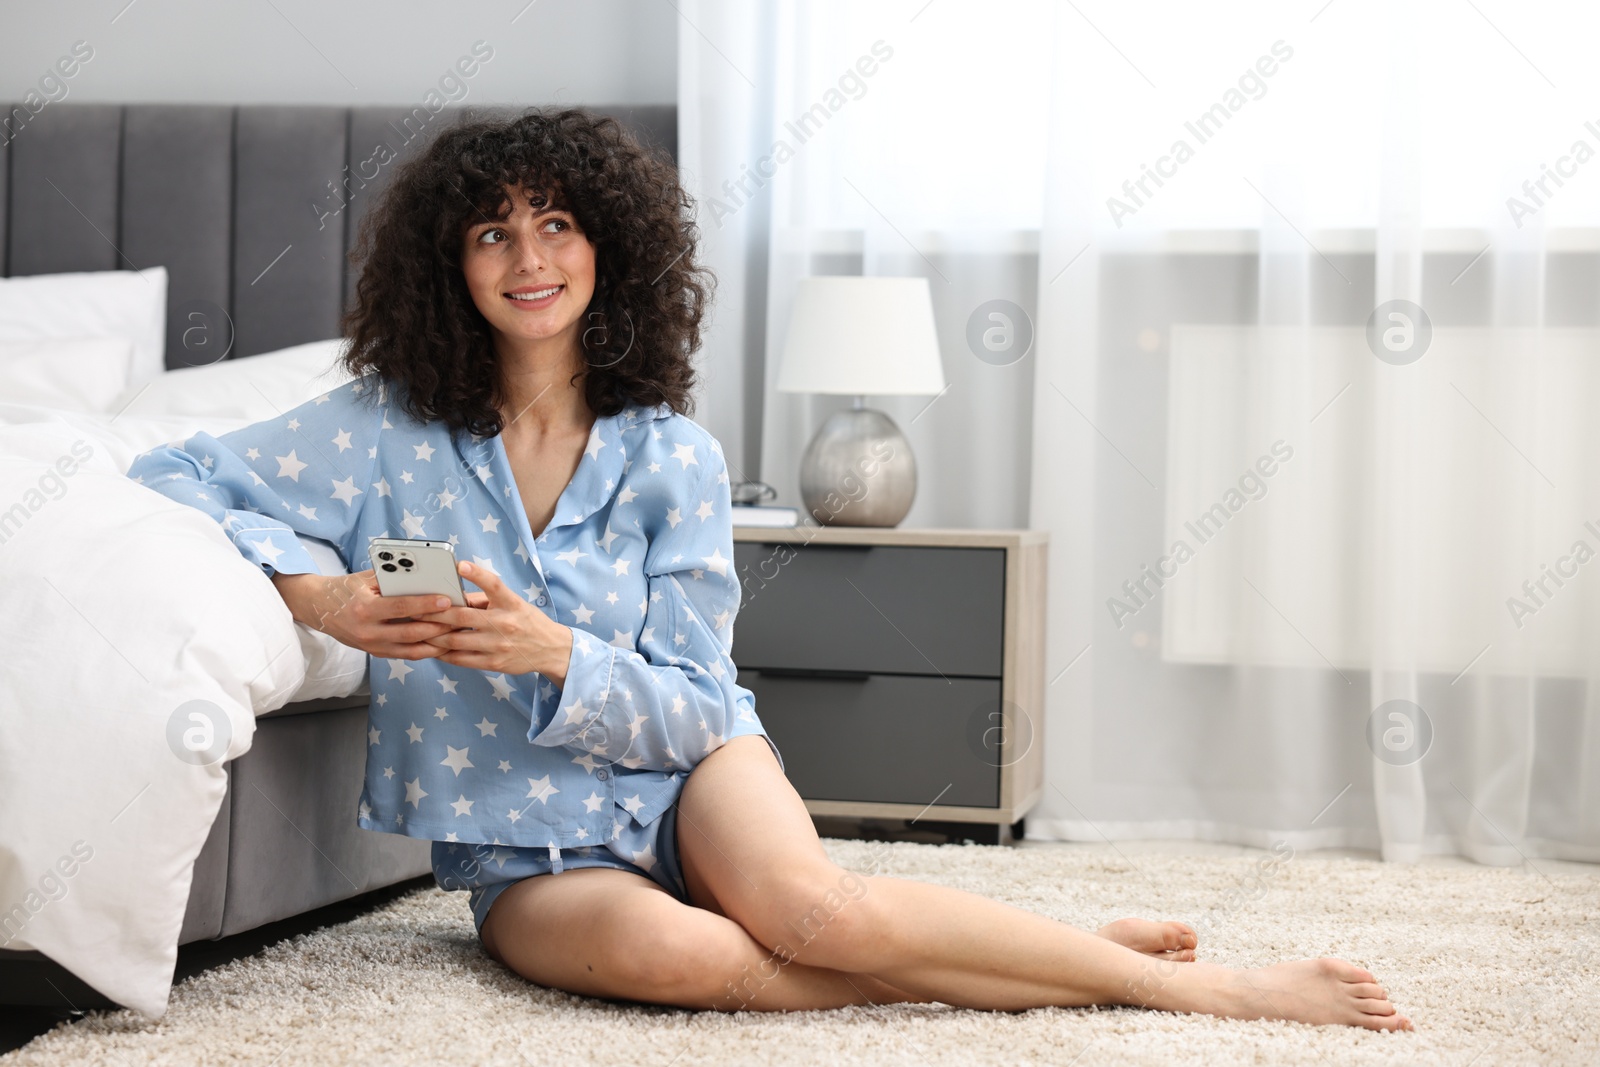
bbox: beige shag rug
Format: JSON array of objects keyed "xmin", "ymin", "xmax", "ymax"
[{"xmin": 6, "ymin": 839, "xmax": 1599, "ymax": 1066}]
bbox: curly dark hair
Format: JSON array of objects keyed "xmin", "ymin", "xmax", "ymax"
[{"xmin": 338, "ymin": 106, "xmax": 713, "ymax": 437}]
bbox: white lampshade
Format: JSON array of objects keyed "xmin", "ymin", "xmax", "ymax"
[{"xmin": 775, "ymin": 276, "xmax": 946, "ymax": 396}]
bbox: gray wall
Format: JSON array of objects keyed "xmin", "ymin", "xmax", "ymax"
[{"xmin": 0, "ymin": 0, "xmax": 675, "ymax": 106}]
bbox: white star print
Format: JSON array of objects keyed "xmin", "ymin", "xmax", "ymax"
[
  {"xmin": 597, "ymin": 526, "xmax": 620, "ymax": 553},
  {"xmin": 331, "ymin": 429, "xmax": 352, "ymax": 452},
  {"xmin": 330, "ymin": 476, "xmax": 363, "ymax": 505},
  {"xmin": 245, "ymin": 447, "xmax": 260, "ymax": 460},
  {"xmin": 248, "ymin": 537, "xmax": 285, "ymax": 566},
  {"xmin": 617, "ymin": 485, "xmax": 638, "ymax": 505},
  {"xmin": 479, "ymin": 513, "xmax": 500, "ymax": 533},
  {"xmin": 671, "ymin": 442, "xmax": 698, "ymax": 469},
  {"xmin": 451, "ymin": 795, "xmax": 474, "ymax": 817},
  {"xmin": 367, "ymin": 727, "xmax": 380, "ymax": 746},
  {"xmin": 487, "ymin": 674, "xmax": 514, "ymax": 702},
  {"xmin": 274, "ymin": 451, "xmax": 307, "ymax": 480},
  {"xmin": 413, "ymin": 441, "xmax": 436, "ymax": 461},
  {"xmin": 702, "ymin": 547, "xmax": 730, "ymax": 576},
  {"xmin": 387, "ymin": 660, "xmax": 414, "ymax": 683},
  {"xmin": 584, "ymin": 424, "xmax": 606, "ymax": 460},
  {"xmin": 611, "ymin": 557, "xmax": 631, "ymax": 577},
  {"xmin": 572, "ymin": 603, "xmax": 595, "ymax": 624},
  {"xmin": 696, "ymin": 499, "xmax": 715, "ymax": 521},
  {"xmin": 441, "ymin": 746, "xmax": 474, "ymax": 776},
  {"xmin": 631, "ymin": 845, "xmax": 657, "ymax": 872},
  {"xmin": 557, "ymin": 547, "xmax": 588, "ymax": 566},
  {"xmin": 405, "ymin": 722, "xmax": 424, "ymax": 743},
  {"xmin": 525, "ymin": 775, "xmax": 559, "ymax": 804},
  {"xmin": 438, "ymin": 677, "xmax": 459, "ymax": 695},
  {"xmin": 374, "ymin": 477, "xmax": 392, "ymax": 497},
  {"xmin": 434, "ymin": 706, "xmax": 449, "ymax": 720},
  {"xmin": 401, "ymin": 510, "xmax": 426, "ymax": 537},
  {"xmin": 404, "ymin": 778, "xmax": 428, "ymax": 808},
  {"xmin": 665, "ymin": 507, "xmax": 682, "ymax": 529},
  {"xmin": 435, "ymin": 486, "xmax": 459, "ymax": 509},
  {"xmin": 583, "ymin": 792, "xmax": 605, "ymax": 812},
  {"xmin": 475, "ymin": 717, "xmax": 499, "ymax": 737}
]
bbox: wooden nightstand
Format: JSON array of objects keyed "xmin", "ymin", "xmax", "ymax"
[{"xmin": 729, "ymin": 526, "xmax": 1047, "ymax": 845}]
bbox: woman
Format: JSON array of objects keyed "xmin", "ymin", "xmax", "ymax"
[{"xmin": 128, "ymin": 108, "xmax": 1410, "ymax": 1030}]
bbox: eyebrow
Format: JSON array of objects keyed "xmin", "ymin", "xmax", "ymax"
[{"xmin": 467, "ymin": 205, "xmax": 570, "ymax": 230}]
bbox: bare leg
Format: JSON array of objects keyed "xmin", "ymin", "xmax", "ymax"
[
  {"xmin": 676, "ymin": 737, "xmax": 1412, "ymax": 1031},
  {"xmin": 478, "ymin": 865, "xmax": 934, "ymax": 1011}
]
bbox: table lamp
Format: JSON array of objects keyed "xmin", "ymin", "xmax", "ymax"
[{"xmin": 775, "ymin": 276, "xmax": 946, "ymax": 527}]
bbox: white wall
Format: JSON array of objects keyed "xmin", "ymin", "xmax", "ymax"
[{"xmin": 0, "ymin": 0, "xmax": 675, "ymax": 106}]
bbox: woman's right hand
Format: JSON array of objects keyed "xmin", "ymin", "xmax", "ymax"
[{"xmin": 271, "ymin": 570, "xmax": 459, "ymax": 660}]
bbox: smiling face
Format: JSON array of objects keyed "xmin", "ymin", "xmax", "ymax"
[{"xmin": 459, "ymin": 185, "xmax": 597, "ymax": 359}]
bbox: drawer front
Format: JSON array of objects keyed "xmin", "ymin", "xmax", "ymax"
[
  {"xmin": 732, "ymin": 543, "xmax": 1005, "ymax": 677},
  {"xmin": 744, "ymin": 670, "xmax": 1001, "ymax": 808}
]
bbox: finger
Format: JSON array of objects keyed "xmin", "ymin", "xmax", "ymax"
[
  {"xmin": 374, "ymin": 642, "xmax": 444, "ymax": 660},
  {"xmin": 424, "ymin": 628, "xmax": 497, "ymax": 652},
  {"xmin": 436, "ymin": 650, "xmax": 498, "ymax": 670},
  {"xmin": 465, "ymin": 591, "xmax": 491, "ymax": 609},
  {"xmin": 375, "ymin": 619, "xmax": 459, "ymax": 643},
  {"xmin": 368, "ymin": 592, "xmax": 460, "ymax": 621},
  {"xmin": 411, "ymin": 605, "xmax": 485, "ymax": 629},
  {"xmin": 458, "ymin": 561, "xmax": 515, "ymax": 606}
]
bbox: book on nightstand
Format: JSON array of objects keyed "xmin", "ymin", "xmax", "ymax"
[{"xmin": 730, "ymin": 503, "xmax": 801, "ymax": 528}]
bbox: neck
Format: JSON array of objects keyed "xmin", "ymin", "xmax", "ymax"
[{"xmin": 496, "ymin": 333, "xmax": 594, "ymax": 437}]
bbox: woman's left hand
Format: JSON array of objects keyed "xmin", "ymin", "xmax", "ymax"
[{"xmin": 414, "ymin": 561, "xmax": 573, "ymax": 682}]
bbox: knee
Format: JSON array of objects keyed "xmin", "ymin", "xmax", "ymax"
[
  {"xmin": 606, "ymin": 903, "xmax": 747, "ymax": 1003},
  {"xmin": 743, "ymin": 865, "xmax": 882, "ymax": 964}
]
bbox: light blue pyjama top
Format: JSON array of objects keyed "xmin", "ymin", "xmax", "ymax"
[{"xmin": 125, "ymin": 372, "xmax": 778, "ymax": 855}]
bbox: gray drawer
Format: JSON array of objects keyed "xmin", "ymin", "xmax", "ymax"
[
  {"xmin": 732, "ymin": 543, "xmax": 1005, "ymax": 678},
  {"xmin": 744, "ymin": 669, "xmax": 1001, "ymax": 808}
]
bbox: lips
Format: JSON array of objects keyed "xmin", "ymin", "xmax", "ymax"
[{"xmin": 505, "ymin": 284, "xmax": 564, "ymax": 310}]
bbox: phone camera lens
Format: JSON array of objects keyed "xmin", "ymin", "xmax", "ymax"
[
  {"xmin": 398, "ymin": 558, "xmax": 414, "ymax": 568},
  {"xmin": 380, "ymin": 563, "xmax": 398, "ymax": 572},
  {"xmin": 377, "ymin": 551, "xmax": 394, "ymax": 562}
]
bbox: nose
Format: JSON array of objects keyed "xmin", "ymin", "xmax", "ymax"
[{"xmin": 511, "ymin": 230, "xmax": 547, "ymax": 275}]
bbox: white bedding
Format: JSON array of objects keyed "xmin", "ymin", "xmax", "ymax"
[{"xmin": 0, "ymin": 349, "xmax": 370, "ymax": 1018}]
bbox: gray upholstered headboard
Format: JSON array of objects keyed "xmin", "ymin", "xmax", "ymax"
[{"xmin": 0, "ymin": 103, "xmax": 675, "ymax": 368}]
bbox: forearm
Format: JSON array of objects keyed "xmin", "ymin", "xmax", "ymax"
[{"xmin": 272, "ymin": 571, "xmax": 337, "ymax": 630}]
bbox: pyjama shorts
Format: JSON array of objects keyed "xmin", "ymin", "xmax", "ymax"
[{"xmin": 430, "ymin": 797, "xmax": 690, "ymax": 939}]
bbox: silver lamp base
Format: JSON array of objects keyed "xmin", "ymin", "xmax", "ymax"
[{"xmin": 798, "ymin": 407, "xmax": 916, "ymax": 527}]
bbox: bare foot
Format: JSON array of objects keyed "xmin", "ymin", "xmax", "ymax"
[
  {"xmin": 1196, "ymin": 958, "xmax": 1413, "ymax": 1032},
  {"xmin": 1097, "ymin": 917, "xmax": 1198, "ymax": 962}
]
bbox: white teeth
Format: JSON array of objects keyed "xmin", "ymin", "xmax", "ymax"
[{"xmin": 509, "ymin": 286, "xmax": 561, "ymax": 301}]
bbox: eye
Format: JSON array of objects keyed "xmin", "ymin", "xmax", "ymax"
[
  {"xmin": 477, "ymin": 227, "xmax": 509, "ymax": 245},
  {"xmin": 541, "ymin": 217, "xmax": 571, "ymax": 234}
]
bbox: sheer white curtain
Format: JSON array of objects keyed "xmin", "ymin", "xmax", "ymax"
[{"xmin": 680, "ymin": 0, "xmax": 1600, "ymax": 864}]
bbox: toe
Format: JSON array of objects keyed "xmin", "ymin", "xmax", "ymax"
[
  {"xmin": 1348, "ymin": 983, "xmax": 1387, "ymax": 1001},
  {"xmin": 1355, "ymin": 998, "xmax": 1396, "ymax": 1016},
  {"xmin": 1326, "ymin": 958, "xmax": 1376, "ymax": 984}
]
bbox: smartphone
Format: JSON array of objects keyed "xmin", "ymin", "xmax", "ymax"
[{"xmin": 368, "ymin": 537, "xmax": 468, "ymax": 607}]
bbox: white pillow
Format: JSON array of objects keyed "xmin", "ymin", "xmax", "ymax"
[
  {"xmin": 0, "ymin": 336, "xmax": 137, "ymax": 411},
  {"xmin": 0, "ymin": 266, "xmax": 167, "ymax": 389},
  {"xmin": 109, "ymin": 337, "xmax": 355, "ymax": 422}
]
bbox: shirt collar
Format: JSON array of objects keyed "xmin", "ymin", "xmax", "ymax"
[{"xmin": 454, "ymin": 401, "xmax": 675, "ymax": 548}]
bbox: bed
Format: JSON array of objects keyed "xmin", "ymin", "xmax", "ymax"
[{"xmin": 0, "ymin": 101, "xmax": 675, "ymax": 1018}]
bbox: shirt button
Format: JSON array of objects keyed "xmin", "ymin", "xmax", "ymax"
[
  {"xmin": 597, "ymin": 770, "xmax": 608, "ymax": 781},
  {"xmin": 536, "ymin": 596, "xmax": 547, "ymax": 605}
]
